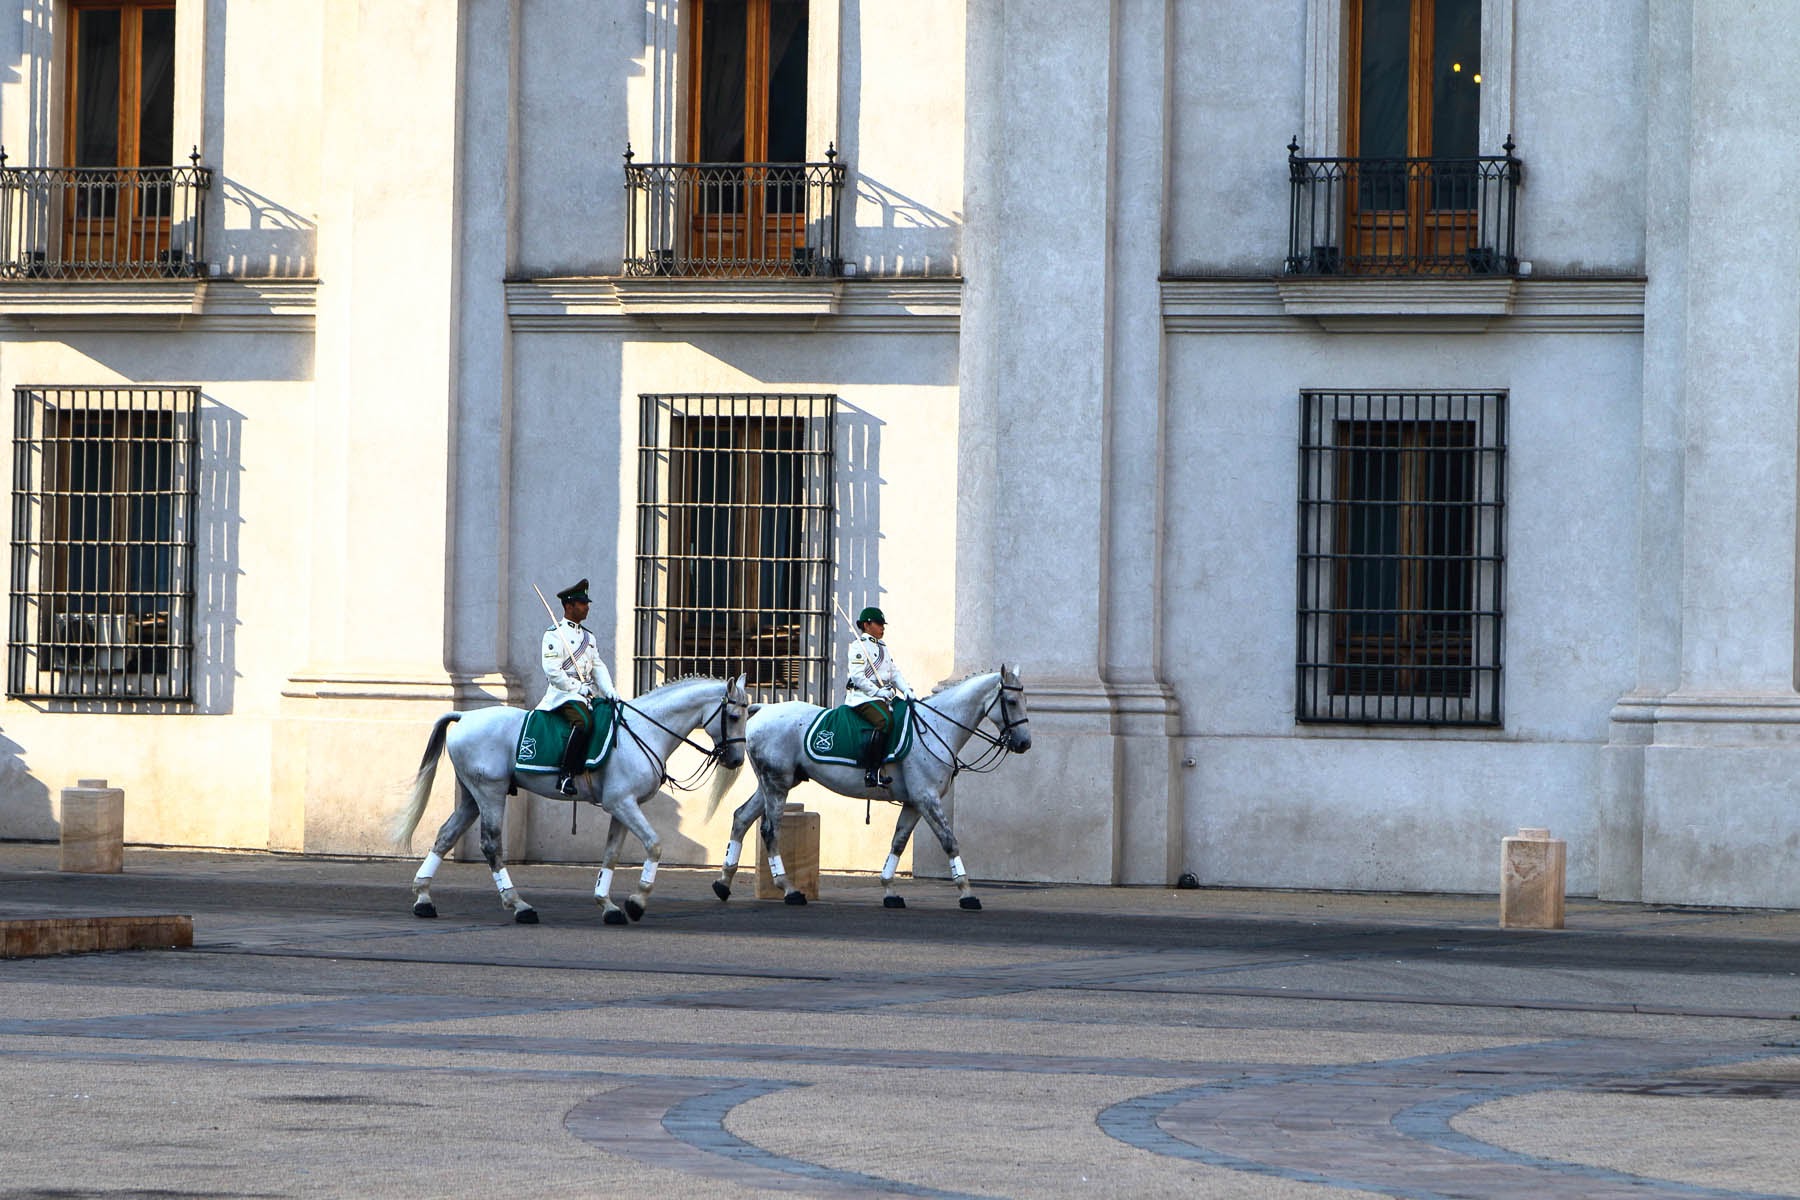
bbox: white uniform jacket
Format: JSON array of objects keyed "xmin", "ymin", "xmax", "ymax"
[
  {"xmin": 845, "ymin": 633, "xmax": 912, "ymax": 705},
  {"xmin": 536, "ymin": 620, "xmax": 616, "ymax": 712}
]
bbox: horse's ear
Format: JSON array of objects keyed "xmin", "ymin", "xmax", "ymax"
[{"xmin": 732, "ymin": 672, "xmax": 748, "ymax": 696}]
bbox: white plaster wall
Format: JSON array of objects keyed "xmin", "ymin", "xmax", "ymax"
[
  {"xmin": 212, "ymin": 0, "xmax": 323, "ymax": 278},
  {"xmin": 841, "ymin": 0, "xmax": 964, "ymax": 275},
  {"xmin": 506, "ymin": 329, "xmax": 958, "ymax": 870},
  {"xmin": 1510, "ymin": 1, "xmax": 1646, "ymax": 273},
  {"xmin": 0, "ymin": 337, "xmax": 315, "ymax": 848},
  {"xmin": 515, "ymin": 0, "xmax": 635, "ymax": 276},
  {"xmin": 1164, "ymin": 328, "xmax": 1640, "ymax": 891},
  {"xmin": 1168, "ymin": 0, "xmax": 1307, "ymax": 274}
]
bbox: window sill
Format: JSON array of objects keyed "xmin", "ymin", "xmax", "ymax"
[
  {"xmin": 1275, "ymin": 276, "xmax": 1517, "ymax": 330},
  {"xmin": 0, "ymin": 278, "xmax": 317, "ymax": 331},
  {"xmin": 507, "ymin": 276, "xmax": 961, "ymax": 333}
]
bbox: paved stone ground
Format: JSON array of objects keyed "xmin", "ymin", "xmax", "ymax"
[{"xmin": 2, "ymin": 842, "xmax": 1798, "ymax": 1199}]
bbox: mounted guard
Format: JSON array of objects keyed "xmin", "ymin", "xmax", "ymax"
[
  {"xmin": 538, "ymin": 578, "xmax": 617, "ymax": 796},
  {"xmin": 845, "ymin": 606, "xmax": 913, "ymax": 787}
]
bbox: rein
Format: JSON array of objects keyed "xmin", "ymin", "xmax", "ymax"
[
  {"xmin": 613, "ymin": 692, "xmax": 746, "ymax": 793},
  {"xmin": 912, "ymin": 682, "xmax": 1028, "ymax": 778}
]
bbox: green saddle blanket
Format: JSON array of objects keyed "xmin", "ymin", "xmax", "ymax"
[
  {"xmin": 515, "ymin": 702, "xmax": 617, "ymax": 777},
  {"xmin": 803, "ymin": 699, "xmax": 914, "ymax": 768}
]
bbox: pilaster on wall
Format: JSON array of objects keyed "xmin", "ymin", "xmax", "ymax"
[
  {"xmin": 947, "ymin": 0, "xmax": 1182, "ymax": 886},
  {"xmin": 1604, "ymin": 3, "xmax": 1800, "ymax": 908},
  {"xmin": 276, "ymin": 1, "xmax": 504, "ymax": 857}
]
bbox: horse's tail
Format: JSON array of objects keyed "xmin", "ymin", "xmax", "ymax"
[
  {"xmin": 393, "ymin": 713, "xmax": 461, "ymax": 849},
  {"xmin": 702, "ymin": 755, "xmax": 744, "ymax": 824}
]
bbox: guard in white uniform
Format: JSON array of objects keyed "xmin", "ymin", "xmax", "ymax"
[
  {"xmin": 538, "ymin": 578, "xmax": 617, "ymax": 795},
  {"xmin": 845, "ymin": 606, "xmax": 912, "ymax": 786}
]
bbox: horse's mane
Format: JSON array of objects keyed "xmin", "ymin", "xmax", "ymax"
[{"xmin": 924, "ymin": 669, "xmax": 1002, "ymax": 698}]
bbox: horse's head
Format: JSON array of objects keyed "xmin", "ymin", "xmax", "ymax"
[
  {"xmin": 995, "ymin": 663, "xmax": 1031, "ymax": 753},
  {"xmin": 713, "ymin": 673, "xmax": 750, "ymax": 769}
]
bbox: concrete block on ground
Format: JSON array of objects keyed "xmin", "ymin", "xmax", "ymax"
[
  {"xmin": 756, "ymin": 803, "xmax": 820, "ymax": 900},
  {"xmin": 1501, "ymin": 826, "xmax": 1566, "ymax": 929},
  {"xmin": 1, "ymin": 915, "xmax": 193, "ymax": 958},
  {"xmin": 60, "ymin": 779, "xmax": 124, "ymax": 873}
]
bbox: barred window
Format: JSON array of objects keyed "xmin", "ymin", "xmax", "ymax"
[
  {"xmin": 8, "ymin": 386, "xmax": 198, "ymax": 700},
  {"xmin": 1297, "ymin": 390, "xmax": 1504, "ymax": 725},
  {"xmin": 635, "ymin": 394, "xmax": 834, "ymax": 702}
]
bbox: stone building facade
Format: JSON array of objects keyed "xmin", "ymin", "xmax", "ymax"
[{"xmin": 0, "ymin": 1, "xmax": 1792, "ymax": 907}]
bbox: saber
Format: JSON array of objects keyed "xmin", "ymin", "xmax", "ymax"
[{"xmin": 533, "ymin": 583, "xmax": 588, "ymax": 685}]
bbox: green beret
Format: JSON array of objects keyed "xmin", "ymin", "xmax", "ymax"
[
  {"xmin": 857, "ymin": 606, "xmax": 886, "ymax": 625},
  {"xmin": 556, "ymin": 578, "xmax": 591, "ymax": 604}
]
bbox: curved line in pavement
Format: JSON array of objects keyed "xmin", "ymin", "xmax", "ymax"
[
  {"xmin": 565, "ymin": 1076, "xmax": 988, "ymax": 1198},
  {"xmin": 1096, "ymin": 1043, "xmax": 1797, "ymax": 1200}
]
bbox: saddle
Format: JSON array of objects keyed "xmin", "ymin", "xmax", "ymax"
[
  {"xmin": 515, "ymin": 703, "xmax": 617, "ymax": 781},
  {"xmin": 803, "ymin": 699, "xmax": 914, "ymax": 770}
]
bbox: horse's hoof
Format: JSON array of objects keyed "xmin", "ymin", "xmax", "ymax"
[
  {"xmin": 783, "ymin": 890, "xmax": 807, "ymax": 906},
  {"xmin": 712, "ymin": 880, "xmax": 731, "ymax": 902},
  {"xmin": 514, "ymin": 908, "xmax": 540, "ymax": 924},
  {"xmin": 959, "ymin": 896, "xmax": 982, "ymax": 911},
  {"xmin": 602, "ymin": 908, "xmax": 628, "ymax": 926},
  {"xmin": 412, "ymin": 901, "xmax": 437, "ymax": 919},
  {"xmin": 882, "ymin": 895, "xmax": 905, "ymax": 909},
  {"xmin": 624, "ymin": 898, "xmax": 646, "ymax": 922}
]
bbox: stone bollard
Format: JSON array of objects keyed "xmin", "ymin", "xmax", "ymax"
[
  {"xmin": 755, "ymin": 802, "xmax": 820, "ymax": 900},
  {"xmin": 1500, "ymin": 826, "xmax": 1565, "ymax": 929},
  {"xmin": 60, "ymin": 778, "xmax": 124, "ymax": 874}
]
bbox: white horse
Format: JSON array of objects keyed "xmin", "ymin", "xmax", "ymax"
[
  {"xmin": 394, "ymin": 674, "xmax": 749, "ymax": 924},
  {"xmin": 707, "ymin": 665, "xmax": 1031, "ymax": 910}
]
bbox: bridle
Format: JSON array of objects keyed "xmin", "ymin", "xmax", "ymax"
[
  {"xmin": 913, "ymin": 678, "xmax": 1029, "ymax": 777},
  {"xmin": 613, "ymin": 687, "xmax": 748, "ymax": 792}
]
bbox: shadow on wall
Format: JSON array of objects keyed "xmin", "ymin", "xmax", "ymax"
[
  {"xmin": 217, "ymin": 179, "xmax": 316, "ymax": 279},
  {"xmin": 5, "ymin": 1, "xmax": 54, "ymax": 165},
  {"xmin": 848, "ymin": 174, "xmax": 961, "ymax": 277},
  {"xmin": 833, "ymin": 401, "xmax": 883, "ymax": 699},
  {"xmin": 0, "ymin": 729, "xmax": 53, "ymax": 839},
  {"xmin": 195, "ymin": 399, "xmax": 243, "ymax": 712}
]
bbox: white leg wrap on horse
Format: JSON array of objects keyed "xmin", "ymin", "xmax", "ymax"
[
  {"xmin": 416, "ymin": 851, "xmax": 443, "ymax": 883},
  {"xmin": 949, "ymin": 855, "xmax": 967, "ymax": 880},
  {"xmin": 640, "ymin": 860, "xmax": 657, "ymax": 886},
  {"xmin": 882, "ymin": 853, "xmax": 900, "ymax": 882},
  {"xmin": 491, "ymin": 868, "xmax": 514, "ymax": 892},
  {"xmin": 768, "ymin": 853, "xmax": 786, "ymax": 879},
  {"xmin": 596, "ymin": 868, "xmax": 614, "ymax": 897},
  {"xmin": 723, "ymin": 840, "xmax": 742, "ymax": 869}
]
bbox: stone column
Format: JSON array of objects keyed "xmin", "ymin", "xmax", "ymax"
[
  {"xmin": 1607, "ymin": 4, "xmax": 1800, "ymax": 907},
  {"xmin": 949, "ymin": 0, "xmax": 1181, "ymax": 885}
]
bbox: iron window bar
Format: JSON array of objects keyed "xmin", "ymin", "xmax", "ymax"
[
  {"xmin": 1296, "ymin": 391, "xmax": 1505, "ymax": 726},
  {"xmin": 635, "ymin": 393, "xmax": 835, "ymax": 703},
  {"xmin": 623, "ymin": 145, "xmax": 846, "ymax": 278},
  {"xmin": 9, "ymin": 386, "xmax": 200, "ymax": 701},
  {"xmin": 1286, "ymin": 139, "xmax": 1521, "ymax": 277},
  {"xmin": 0, "ymin": 149, "xmax": 211, "ymax": 280}
]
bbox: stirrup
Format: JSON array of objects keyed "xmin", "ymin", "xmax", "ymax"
[
  {"xmin": 864, "ymin": 768, "xmax": 884, "ymax": 788},
  {"xmin": 557, "ymin": 775, "xmax": 578, "ymax": 797}
]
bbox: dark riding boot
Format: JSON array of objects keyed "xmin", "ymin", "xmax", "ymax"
[
  {"xmin": 859, "ymin": 729, "xmax": 887, "ymax": 788},
  {"xmin": 557, "ymin": 725, "xmax": 586, "ymax": 797}
]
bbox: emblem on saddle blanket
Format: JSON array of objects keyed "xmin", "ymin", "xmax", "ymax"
[
  {"xmin": 514, "ymin": 703, "xmax": 618, "ymax": 777},
  {"xmin": 804, "ymin": 700, "xmax": 914, "ymax": 768}
]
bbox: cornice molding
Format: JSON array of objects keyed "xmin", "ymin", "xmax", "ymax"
[
  {"xmin": 506, "ymin": 276, "xmax": 961, "ymax": 333},
  {"xmin": 0, "ymin": 278, "xmax": 318, "ymax": 333},
  {"xmin": 1162, "ymin": 276, "xmax": 1646, "ymax": 334}
]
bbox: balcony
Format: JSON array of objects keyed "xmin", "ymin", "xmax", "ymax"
[
  {"xmin": 1286, "ymin": 140, "xmax": 1521, "ymax": 277},
  {"xmin": 623, "ymin": 146, "xmax": 846, "ymax": 279},
  {"xmin": 0, "ymin": 151, "xmax": 212, "ymax": 281}
]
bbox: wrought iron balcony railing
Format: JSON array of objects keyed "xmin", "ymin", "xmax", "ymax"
[
  {"xmin": 1286, "ymin": 139, "xmax": 1521, "ymax": 277},
  {"xmin": 0, "ymin": 149, "xmax": 212, "ymax": 280},
  {"xmin": 623, "ymin": 146, "xmax": 846, "ymax": 278}
]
